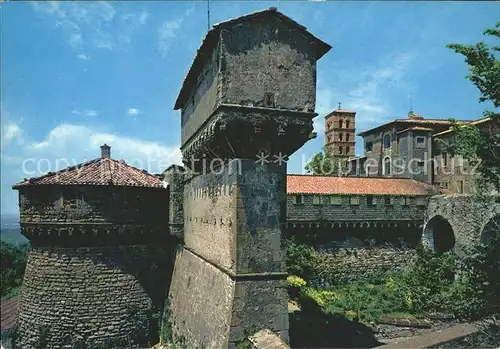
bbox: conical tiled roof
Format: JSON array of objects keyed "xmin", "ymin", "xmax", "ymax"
[{"xmin": 12, "ymin": 148, "xmax": 164, "ymax": 189}]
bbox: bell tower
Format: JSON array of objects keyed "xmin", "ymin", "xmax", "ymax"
[{"xmin": 324, "ymin": 103, "xmax": 356, "ymax": 158}]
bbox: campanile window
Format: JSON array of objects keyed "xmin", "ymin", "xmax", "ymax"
[{"xmin": 383, "ymin": 134, "xmax": 392, "ymax": 149}]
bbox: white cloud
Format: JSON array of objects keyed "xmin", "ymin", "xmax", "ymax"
[
  {"xmin": 139, "ymin": 11, "xmax": 150, "ymax": 25},
  {"xmin": 25, "ymin": 124, "xmax": 181, "ymax": 174},
  {"xmin": 1, "ymin": 121, "xmax": 181, "ymax": 215},
  {"xmin": 127, "ymin": 108, "xmax": 139, "ymax": 116},
  {"xmin": 85, "ymin": 110, "xmax": 98, "ymax": 117},
  {"xmin": 32, "ymin": 2, "xmax": 148, "ymax": 53},
  {"xmin": 72, "ymin": 109, "xmax": 98, "ymax": 117},
  {"xmin": 158, "ymin": 7, "xmax": 194, "ymax": 58},
  {"xmin": 1, "ymin": 122, "xmax": 23, "ymax": 148},
  {"xmin": 77, "ymin": 53, "xmax": 89, "ymax": 60}
]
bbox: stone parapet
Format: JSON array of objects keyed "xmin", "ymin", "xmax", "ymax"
[{"xmin": 181, "ymin": 105, "xmax": 315, "ymax": 172}]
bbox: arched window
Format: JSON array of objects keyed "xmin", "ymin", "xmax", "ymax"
[
  {"xmin": 340, "ymin": 120, "xmax": 344, "ymax": 128},
  {"xmin": 383, "ymin": 134, "xmax": 392, "ymax": 149},
  {"xmin": 339, "ymin": 133, "xmax": 343, "ymax": 141},
  {"xmin": 346, "ymin": 120, "xmax": 350, "ymax": 129},
  {"xmin": 339, "ymin": 146, "xmax": 343, "ymax": 155},
  {"xmin": 346, "ymin": 146, "xmax": 350, "ymax": 154},
  {"xmin": 346, "ymin": 133, "xmax": 350, "ymax": 142},
  {"xmin": 383, "ymin": 157, "xmax": 391, "ymax": 175}
]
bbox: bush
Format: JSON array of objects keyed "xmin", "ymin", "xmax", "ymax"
[
  {"xmin": 287, "ymin": 275, "xmax": 307, "ymax": 299},
  {"xmin": 283, "ymin": 237, "xmax": 318, "ymax": 280},
  {"xmin": 0, "ymin": 241, "xmax": 29, "ymax": 299},
  {"xmin": 448, "ymin": 234, "xmax": 500, "ymax": 321}
]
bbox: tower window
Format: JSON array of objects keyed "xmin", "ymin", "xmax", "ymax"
[
  {"xmin": 293, "ymin": 195, "xmax": 304, "ymax": 204},
  {"xmin": 346, "ymin": 146, "xmax": 350, "ymax": 154},
  {"xmin": 313, "ymin": 195, "xmax": 321, "ymax": 205},
  {"xmin": 340, "ymin": 120, "xmax": 344, "ymax": 128},
  {"xmin": 383, "ymin": 134, "xmax": 392, "ymax": 149},
  {"xmin": 339, "ymin": 133, "xmax": 343, "ymax": 141},
  {"xmin": 339, "ymin": 146, "xmax": 343, "ymax": 155},
  {"xmin": 346, "ymin": 120, "xmax": 350, "ymax": 129},
  {"xmin": 366, "ymin": 142, "xmax": 373, "ymax": 152},
  {"xmin": 350, "ymin": 197, "xmax": 360, "ymax": 205},
  {"xmin": 367, "ymin": 195, "xmax": 376, "ymax": 206},
  {"xmin": 416, "ymin": 136, "xmax": 426, "ymax": 149},
  {"xmin": 330, "ymin": 196, "xmax": 342, "ymax": 205},
  {"xmin": 346, "ymin": 133, "xmax": 350, "ymax": 142}
]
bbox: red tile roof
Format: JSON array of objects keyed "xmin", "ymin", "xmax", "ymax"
[
  {"xmin": 287, "ymin": 175, "xmax": 446, "ymax": 196},
  {"xmin": 12, "ymin": 157, "xmax": 164, "ymax": 189}
]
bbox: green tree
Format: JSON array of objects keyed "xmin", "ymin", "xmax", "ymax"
[
  {"xmin": 305, "ymin": 148, "xmax": 348, "ymax": 176},
  {"xmin": 0, "ymin": 241, "xmax": 29, "ymax": 299},
  {"xmin": 446, "ymin": 22, "xmax": 500, "ymax": 191}
]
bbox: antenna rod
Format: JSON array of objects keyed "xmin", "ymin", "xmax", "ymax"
[{"xmin": 207, "ymin": 0, "xmax": 210, "ymax": 32}]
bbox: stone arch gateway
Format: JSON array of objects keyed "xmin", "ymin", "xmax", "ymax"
[
  {"xmin": 423, "ymin": 194, "xmax": 500, "ymax": 252},
  {"xmin": 422, "ymin": 215, "xmax": 455, "ymax": 253}
]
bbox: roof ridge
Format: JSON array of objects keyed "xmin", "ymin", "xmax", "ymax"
[
  {"xmin": 12, "ymin": 156, "xmax": 164, "ymax": 189},
  {"xmin": 15, "ymin": 158, "xmax": 101, "ymax": 186}
]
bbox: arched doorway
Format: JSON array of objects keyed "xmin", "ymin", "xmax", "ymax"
[{"xmin": 422, "ymin": 215, "xmax": 456, "ymax": 254}]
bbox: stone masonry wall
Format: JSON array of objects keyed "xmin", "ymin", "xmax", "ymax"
[
  {"xmin": 18, "ymin": 186, "xmax": 168, "ymax": 226},
  {"xmin": 220, "ymin": 17, "xmax": 317, "ymax": 112},
  {"xmin": 16, "ymin": 244, "xmax": 172, "ymax": 349},
  {"xmin": 229, "ymin": 279, "xmax": 289, "ymax": 346},
  {"xmin": 163, "ymin": 166, "xmax": 185, "ymax": 239},
  {"xmin": 315, "ymin": 247, "xmax": 416, "ymax": 285},
  {"xmin": 180, "ymin": 42, "xmax": 220, "ymax": 145},
  {"xmin": 424, "ymin": 194, "xmax": 500, "ymax": 252},
  {"xmin": 183, "ymin": 164, "xmax": 237, "ymax": 272},
  {"xmin": 287, "ymin": 193, "xmax": 427, "ymax": 222},
  {"xmin": 168, "ymin": 247, "xmax": 235, "ymax": 349}
]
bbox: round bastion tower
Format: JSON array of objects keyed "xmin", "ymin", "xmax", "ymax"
[{"xmin": 12, "ymin": 145, "xmax": 173, "ymax": 349}]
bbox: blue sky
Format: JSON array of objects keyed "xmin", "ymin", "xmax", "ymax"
[{"xmin": 1, "ymin": 1, "xmax": 498, "ymax": 215}]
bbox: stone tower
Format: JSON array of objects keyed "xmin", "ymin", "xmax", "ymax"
[
  {"xmin": 12, "ymin": 145, "xmax": 173, "ymax": 349},
  {"xmin": 325, "ymin": 107, "xmax": 356, "ymax": 158},
  {"xmin": 166, "ymin": 7, "xmax": 331, "ymax": 349}
]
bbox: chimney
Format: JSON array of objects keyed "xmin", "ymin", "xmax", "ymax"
[
  {"xmin": 100, "ymin": 144, "xmax": 111, "ymax": 159},
  {"xmin": 408, "ymin": 111, "xmax": 424, "ymax": 120}
]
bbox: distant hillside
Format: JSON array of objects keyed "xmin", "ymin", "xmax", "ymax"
[{"xmin": 0, "ymin": 215, "xmax": 27, "ymax": 245}]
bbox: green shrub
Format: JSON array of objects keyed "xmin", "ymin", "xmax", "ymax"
[
  {"xmin": 448, "ymin": 234, "xmax": 500, "ymax": 320},
  {"xmin": 283, "ymin": 237, "xmax": 318, "ymax": 280},
  {"xmin": 1, "ymin": 241, "xmax": 29, "ymax": 299},
  {"xmin": 287, "ymin": 275, "xmax": 307, "ymax": 299}
]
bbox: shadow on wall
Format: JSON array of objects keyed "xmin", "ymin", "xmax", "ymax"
[
  {"xmin": 17, "ymin": 241, "xmax": 178, "ymax": 348},
  {"xmin": 289, "ymin": 300, "xmax": 383, "ymax": 348}
]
